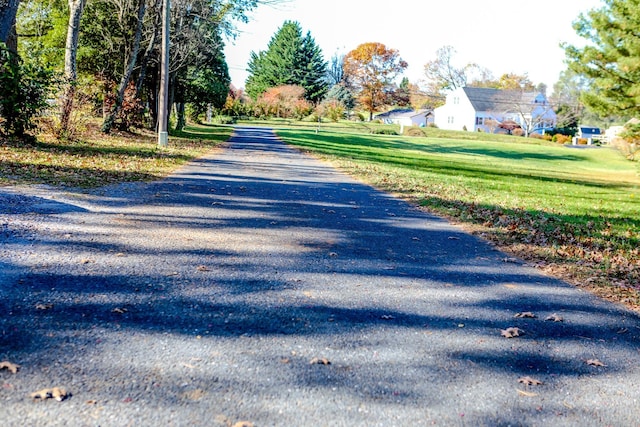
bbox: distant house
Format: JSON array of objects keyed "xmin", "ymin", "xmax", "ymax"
[
  {"xmin": 375, "ymin": 109, "xmax": 432, "ymax": 127},
  {"xmin": 433, "ymin": 87, "xmax": 557, "ymax": 135},
  {"xmin": 578, "ymin": 126, "xmax": 602, "ymax": 140}
]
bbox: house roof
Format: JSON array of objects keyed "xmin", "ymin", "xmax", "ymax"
[
  {"xmin": 462, "ymin": 87, "xmax": 541, "ymax": 112},
  {"xmin": 375, "ymin": 109, "xmax": 430, "ymax": 119}
]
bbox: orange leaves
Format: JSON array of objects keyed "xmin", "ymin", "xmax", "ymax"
[{"xmin": 343, "ymin": 42, "xmax": 408, "ymax": 118}]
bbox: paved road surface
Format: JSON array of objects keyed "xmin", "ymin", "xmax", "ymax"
[{"xmin": 1, "ymin": 127, "xmax": 639, "ymax": 426}]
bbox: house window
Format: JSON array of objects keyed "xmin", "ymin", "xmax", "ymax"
[
  {"xmin": 448, "ymin": 116, "xmax": 455, "ymax": 124},
  {"xmin": 475, "ymin": 117, "xmax": 484, "ymax": 125},
  {"xmin": 453, "ymin": 97, "xmax": 460, "ymax": 105}
]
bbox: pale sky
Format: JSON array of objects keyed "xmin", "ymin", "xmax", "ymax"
[{"xmin": 224, "ymin": 0, "xmax": 604, "ymax": 92}]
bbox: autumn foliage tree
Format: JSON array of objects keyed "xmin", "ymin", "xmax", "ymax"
[
  {"xmin": 254, "ymin": 85, "xmax": 312, "ymax": 119},
  {"xmin": 343, "ymin": 42, "xmax": 407, "ymax": 120}
]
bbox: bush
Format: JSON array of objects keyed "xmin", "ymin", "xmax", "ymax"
[
  {"xmin": 553, "ymin": 134, "xmax": 572, "ymax": 144},
  {"xmin": 512, "ymin": 128, "xmax": 525, "ymax": 137},
  {"xmin": 529, "ymin": 133, "xmax": 552, "ymax": 141},
  {"xmin": 405, "ymin": 127, "xmax": 426, "ymax": 137},
  {"xmin": 372, "ymin": 128, "xmax": 398, "ymax": 135},
  {"xmin": 0, "ymin": 44, "xmax": 53, "ymax": 137}
]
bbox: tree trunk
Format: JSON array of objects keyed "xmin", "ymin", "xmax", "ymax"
[
  {"xmin": 0, "ymin": 0, "xmax": 20, "ymax": 46},
  {"xmin": 58, "ymin": 0, "xmax": 86, "ymax": 137},
  {"xmin": 101, "ymin": 0, "xmax": 146, "ymax": 133}
]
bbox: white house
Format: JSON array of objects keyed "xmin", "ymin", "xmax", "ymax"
[
  {"xmin": 433, "ymin": 87, "xmax": 557, "ymax": 135},
  {"xmin": 375, "ymin": 109, "xmax": 432, "ymax": 127}
]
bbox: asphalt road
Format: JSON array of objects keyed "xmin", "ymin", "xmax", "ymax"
[{"xmin": 1, "ymin": 126, "xmax": 639, "ymax": 426}]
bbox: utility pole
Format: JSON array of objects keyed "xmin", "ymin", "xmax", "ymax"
[{"xmin": 157, "ymin": 0, "xmax": 170, "ymax": 147}]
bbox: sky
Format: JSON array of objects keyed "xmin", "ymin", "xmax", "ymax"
[{"xmin": 223, "ymin": 0, "xmax": 604, "ymax": 92}]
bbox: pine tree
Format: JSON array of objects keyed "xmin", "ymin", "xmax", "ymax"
[
  {"xmin": 564, "ymin": 0, "xmax": 640, "ymax": 118},
  {"xmin": 245, "ymin": 21, "xmax": 327, "ymax": 103}
]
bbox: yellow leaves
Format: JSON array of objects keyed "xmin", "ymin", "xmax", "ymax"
[
  {"xmin": 586, "ymin": 359, "xmax": 606, "ymax": 367},
  {"xmin": 0, "ymin": 361, "xmax": 20, "ymax": 374},
  {"xmin": 30, "ymin": 387, "xmax": 69, "ymax": 402}
]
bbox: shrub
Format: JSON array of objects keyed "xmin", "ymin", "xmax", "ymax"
[
  {"xmin": 319, "ymin": 99, "xmax": 345, "ymax": 122},
  {"xmin": 512, "ymin": 128, "xmax": 525, "ymax": 137},
  {"xmin": 405, "ymin": 127, "xmax": 425, "ymax": 137},
  {"xmin": 372, "ymin": 128, "xmax": 398, "ymax": 135},
  {"xmin": 529, "ymin": 133, "xmax": 552, "ymax": 141},
  {"xmin": 0, "ymin": 44, "xmax": 53, "ymax": 137},
  {"xmin": 553, "ymin": 134, "xmax": 572, "ymax": 144}
]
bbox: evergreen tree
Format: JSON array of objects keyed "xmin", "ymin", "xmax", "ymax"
[
  {"xmin": 564, "ymin": 0, "xmax": 640, "ymax": 119},
  {"xmin": 245, "ymin": 21, "xmax": 327, "ymax": 103}
]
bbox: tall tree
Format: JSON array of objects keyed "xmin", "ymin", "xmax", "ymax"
[
  {"xmin": 58, "ymin": 0, "xmax": 87, "ymax": 136},
  {"xmin": 245, "ymin": 20, "xmax": 327, "ymax": 102},
  {"xmin": 423, "ymin": 45, "xmax": 475, "ymax": 94},
  {"xmin": 564, "ymin": 0, "xmax": 640, "ymax": 119},
  {"xmin": 0, "ymin": 0, "xmax": 20, "ymax": 49},
  {"xmin": 342, "ymin": 42, "xmax": 407, "ymax": 120},
  {"xmin": 325, "ymin": 52, "xmax": 344, "ymax": 87}
]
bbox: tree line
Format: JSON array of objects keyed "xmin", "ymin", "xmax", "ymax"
[
  {"xmin": 0, "ymin": 0, "xmax": 280, "ymax": 138},
  {"xmin": 1, "ymin": 0, "xmax": 639, "ymax": 151}
]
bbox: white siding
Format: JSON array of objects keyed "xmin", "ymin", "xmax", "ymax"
[{"xmin": 434, "ymin": 88, "xmax": 477, "ymax": 131}]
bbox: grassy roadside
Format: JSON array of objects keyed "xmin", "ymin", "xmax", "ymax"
[
  {"xmin": 0, "ymin": 123, "xmax": 232, "ymax": 188},
  {"xmin": 274, "ymin": 126, "xmax": 640, "ymax": 311}
]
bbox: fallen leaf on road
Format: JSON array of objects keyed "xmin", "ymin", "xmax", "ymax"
[
  {"xmin": 448, "ymin": 236, "xmax": 460, "ymax": 240},
  {"xmin": 514, "ymin": 312, "xmax": 536, "ymax": 319},
  {"xmin": 545, "ymin": 314, "xmax": 564, "ymax": 322},
  {"xmin": 35, "ymin": 303, "xmax": 53, "ymax": 310},
  {"xmin": 111, "ymin": 307, "xmax": 127, "ymax": 314},
  {"xmin": 310, "ymin": 357, "xmax": 331, "ymax": 365},
  {"xmin": 380, "ymin": 315, "xmax": 395, "ymax": 320},
  {"xmin": 501, "ymin": 327, "xmax": 524, "ymax": 338},
  {"xmin": 232, "ymin": 422, "xmax": 254, "ymax": 427},
  {"xmin": 196, "ymin": 265, "xmax": 211, "ymax": 272},
  {"xmin": 518, "ymin": 376, "xmax": 543, "ymax": 386},
  {"xmin": 30, "ymin": 387, "xmax": 69, "ymax": 401},
  {"xmin": 328, "ymin": 252, "xmax": 338, "ymax": 257},
  {"xmin": 0, "ymin": 361, "xmax": 20, "ymax": 374},
  {"xmin": 586, "ymin": 359, "xmax": 606, "ymax": 367},
  {"xmin": 517, "ymin": 389, "xmax": 538, "ymax": 397},
  {"xmin": 502, "ymin": 257, "xmax": 518, "ymax": 263}
]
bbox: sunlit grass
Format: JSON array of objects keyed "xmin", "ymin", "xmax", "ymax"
[{"xmin": 276, "ymin": 127, "xmax": 640, "ymax": 309}]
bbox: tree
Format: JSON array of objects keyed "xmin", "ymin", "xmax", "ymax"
[
  {"xmin": 245, "ymin": 20, "xmax": 327, "ymax": 102},
  {"xmin": 423, "ymin": 45, "xmax": 475, "ymax": 94},
  {"xmin": 59, "ymin": 0, "xmax": 88, "ymax": 136},
  {"xmin": 343, "ymin": 42, "xmax": 407, "ymax": 121},
  {"xmin": 564, "ymin": 0, "xmax": 640, "ymax": 119},
  {"xmin": 0, "ymin": 0, "xmax": 20, "ymax": 49},
  {"xmin": 469, "ymin": 72, "xmax": 536, "ymax": 91},
  {"xmin": 325, "ymin": 53, "xmax": 344, "ymax": 87}
]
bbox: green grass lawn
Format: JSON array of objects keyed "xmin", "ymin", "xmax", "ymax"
[{"xmin": 275, "ymin": 126, "xmax": 640, "ymax": 307}]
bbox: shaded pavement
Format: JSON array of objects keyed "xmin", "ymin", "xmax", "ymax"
[{"xmin": 1, "ymin": 127, "xmax": 639, "ymax": 426}]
